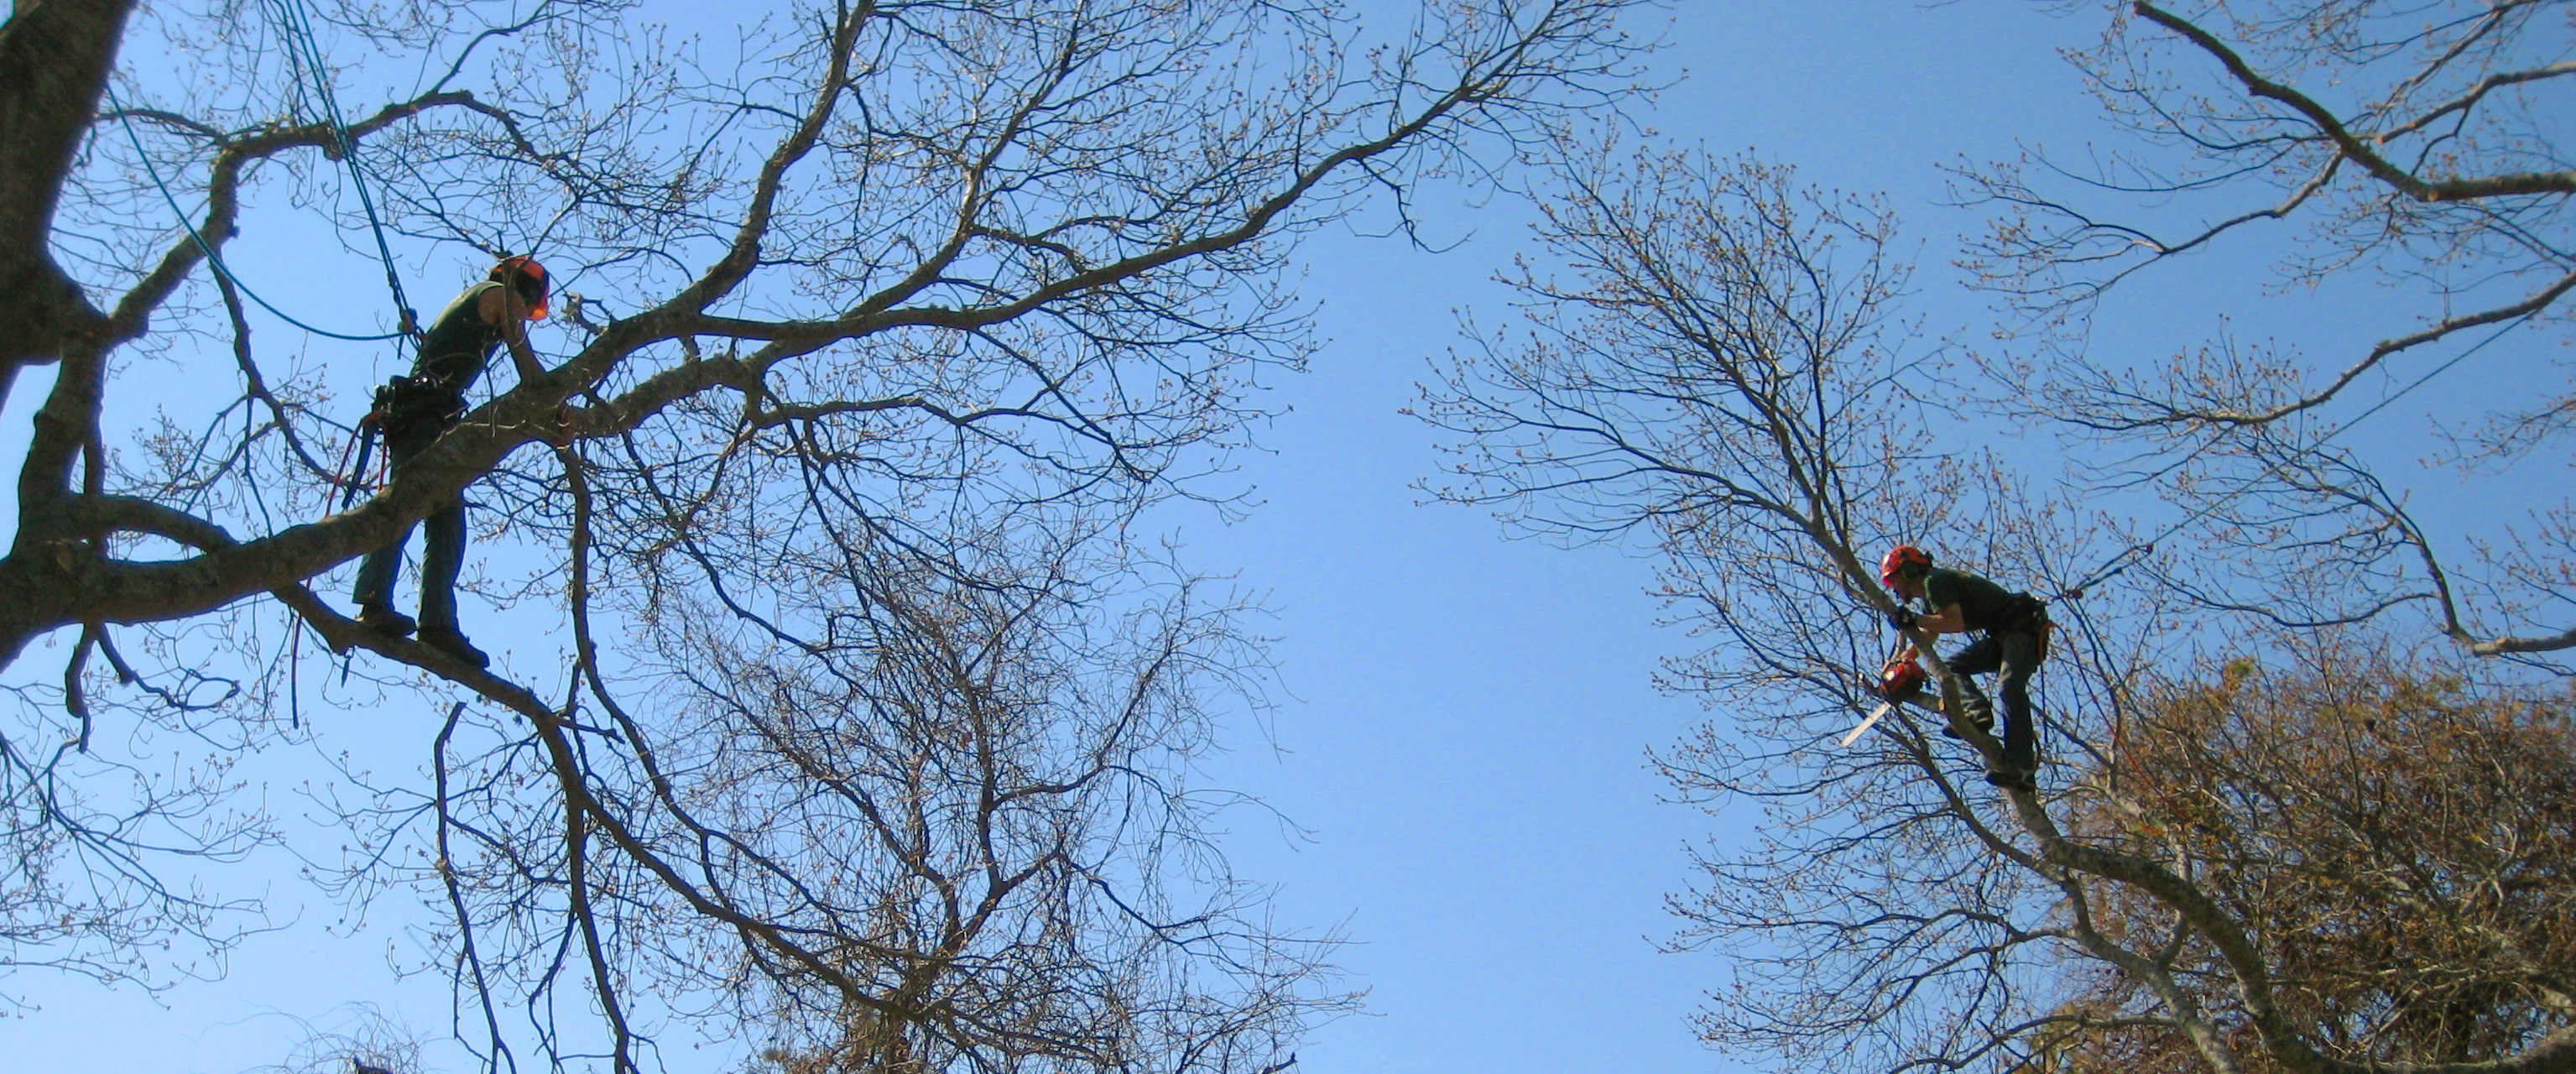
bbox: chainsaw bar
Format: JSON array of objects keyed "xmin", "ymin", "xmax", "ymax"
[
  {"xmin": 1842, "ymin": 702, "xmax": 1895, "ymax": 747},
  {"xmin": 1843, "ymin": 694, "xmax": 1952, "ymax": 747}
]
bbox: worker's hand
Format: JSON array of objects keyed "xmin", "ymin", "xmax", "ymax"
[{"xmin": 1887, "ymin": 607, "xmax": 1918, "ymax": 630}]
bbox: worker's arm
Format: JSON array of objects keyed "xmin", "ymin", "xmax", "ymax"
[
  {"xmin": 477, "ymin": 287, "xmax": 549, "ymax": 385},
  {"xmin": 1916, "ymin": 603, "xmax": 1966, "ymax": 635},
  {"xmin": 501, "ymin": 316, "xmax": 545, "ymax": 386}
]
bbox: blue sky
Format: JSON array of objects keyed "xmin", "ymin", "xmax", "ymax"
[{"xmin": 6, "ymin": 3, "xmax": 2548, "ymax": 1072}]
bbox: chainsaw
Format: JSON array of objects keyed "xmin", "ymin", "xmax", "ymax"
[{"xmin": 1841, "ymin": 651, "xmax": 1943, "ymax": 746}]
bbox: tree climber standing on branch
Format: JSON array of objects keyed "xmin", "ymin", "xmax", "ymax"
[
  {"xmin": 349, "ymin": 255, "xmax": 551, "ymax": 670},
  {"xmin": 1880, "ymin": 545, "xmax": 2049, "ymax": 790}
]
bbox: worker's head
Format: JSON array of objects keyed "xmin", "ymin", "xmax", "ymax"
[
  {"xmin": 488, "ymin": 254, "xmax": 550, "ymax": 321},
  {"xmin": 1879, "ymin": 545, "xmax": 1933, "ymax": 598}
]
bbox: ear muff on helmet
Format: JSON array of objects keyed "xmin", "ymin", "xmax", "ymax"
[
  {"xmin": 489, "ymin": 255, "xmax": 550, "ymax": 321},
  {"xmin": 1879, "ymin": 545, "xmax": 1933, "ymax": 587}
]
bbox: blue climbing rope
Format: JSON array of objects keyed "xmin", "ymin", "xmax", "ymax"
[
  {"xmin": 267, "ymin": 0, "xmax": 420, "ymax": 336},
  {"xmin": 101, "ymin": 81, "xmax": 412, "ymax": 342},
  {"xmin": 96, "ymin": 0, "xmax": 426, "ymax": 344}
]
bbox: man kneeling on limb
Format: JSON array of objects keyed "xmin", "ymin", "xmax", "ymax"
[
  {"xmin": 1879, "ymin": 545, "xmax": 2049, "ymax": 790},
  {"xmin": 349, "ymin": 255, "xmax": 550, "ymax": 670}
]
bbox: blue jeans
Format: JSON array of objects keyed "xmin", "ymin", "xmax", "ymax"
[
  {"xmin": 1948, "ymin": 627, "xmax": 2045, "ymax": 772},
  {"xmin": 350, "ymin": 421, "xmax": 466, "ymax": 631}
]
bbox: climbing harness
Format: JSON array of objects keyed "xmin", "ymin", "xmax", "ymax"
[{"xmin": 339, "ymin": 256, "xmax": 550, "ymax": 509}]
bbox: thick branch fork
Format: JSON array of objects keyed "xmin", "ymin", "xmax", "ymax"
[{"xmin": 0, "ymin": 0, "xmax": 139, "ymax": 388}]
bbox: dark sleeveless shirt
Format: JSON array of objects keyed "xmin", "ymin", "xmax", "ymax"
[
  {"xmin": 409, "ymin": 281, "xmax": 508, "ymax": 396},
  {"xmin": 1922, "ymin": 567, "xmax": 2039, "ymax": 633}
]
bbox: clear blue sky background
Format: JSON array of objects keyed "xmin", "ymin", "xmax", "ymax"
[{"xmin": 7, "ymin": 3, "xmax": 2539, "ymax": 1072}]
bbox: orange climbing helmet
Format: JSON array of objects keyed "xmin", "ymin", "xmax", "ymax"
[
  {"xmin": 489, "ymin": 254, "xmax": 550, "ymax": 320},
  {"xmin": 1879, "ymin": 545, "xmax": 1932, "ymax": 587}
]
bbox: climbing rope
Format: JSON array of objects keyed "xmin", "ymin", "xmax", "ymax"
[
  {"xmin": 266, "ymin": 0, "xmax": 420, "ymax": 336},
  {"xmin": 96, "ymin": 0, "xmax": 426, "ymax": 344},
  {"xmin": 102, "ymin": 81, "xmax": 414, "ymax": 342},
  {"xmin": 2052, "ymin": 318, "xmax": 2521, "ymax": 601}
]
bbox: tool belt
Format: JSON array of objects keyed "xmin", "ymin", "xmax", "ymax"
[
  {"xmin": 368, "ymin": 375, "xmax": 466, "ymax": 444},
  {"xmin": 2000, "ymin": 592, "xmax": 2052, "ymax": 660}
]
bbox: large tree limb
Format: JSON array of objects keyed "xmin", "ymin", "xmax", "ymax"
[
  {"xmin": 2135, "ymin": 3, "xmax": 2576, "ymax": 202},
  {"xmin": 15, "ymin": 87, "xmax": 477, "ymax": 555},
  {"xmin": 3, "ymin": 0, "xmax": 1640, "ymax": 677},
  {"xmin": 2175, "ymin": 268, "xmax": 2576, "ymax": 427},
  {"xmin": 0, "ymin": 0, "xmax": 134, "ymax": 399}
]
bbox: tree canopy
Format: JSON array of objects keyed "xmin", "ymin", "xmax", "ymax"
[
  {"xmin": 1420, "ymin": 3, "xmax": 2576, "ymax": 1072},
  {"xmin": 0, "ymin": 0, "xmax": 1645, "ymax": 1067},
  {"xmin": 12, "ymin": 2, "xmax": 2575, "ymax": 1072}
]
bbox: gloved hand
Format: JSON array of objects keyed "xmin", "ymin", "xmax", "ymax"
[{"xmin": 1888, "ymin": 607, "xmax": 1918, "ymax": 630}]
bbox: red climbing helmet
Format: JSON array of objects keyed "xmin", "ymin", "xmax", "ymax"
[
  {"xmin": 1879, "ymin": 545, "xmax": 1932, "ymax": 587},
  {"xmin": 489, "ymin": 254, "xmax": 550, "ymax": 321}
]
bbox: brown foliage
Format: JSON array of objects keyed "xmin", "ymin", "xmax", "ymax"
[{"xmin": 2039, "ymin": 658, "xmax": 2576, "ymax": 1071}]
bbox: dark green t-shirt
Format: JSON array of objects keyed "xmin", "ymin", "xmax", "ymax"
[
  {"xmin": 409, "ymin": 281, "xmax": 508, "ymax": 396},
  {"xmin": 1922, "ymin": 567, "xmax": 2026, "ymax": 632}
]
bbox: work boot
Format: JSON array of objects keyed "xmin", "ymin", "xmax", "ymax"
[
  {"xmin": 356, "ymin": 602, "xmax": 417, "ymax": 639},
  {"xmin": 1984, "ymin": 766, "xmax": 2037, "ymax": 792},
  {"xmin": 416, "ymin": 626, "xmax": 490, "ymax": 670},
  {"xmin": 1941, "ymin": 699, "xmax": 1995, "ymax": 740}
]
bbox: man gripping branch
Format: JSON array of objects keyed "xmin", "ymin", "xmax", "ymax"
[
  {"xmin": 348, "ymin": 255, "xmax": 550, "ymax": 669},
  {"xmin": 1880, "ymin": 545, "xmax": 2050, "ymax": 790}
]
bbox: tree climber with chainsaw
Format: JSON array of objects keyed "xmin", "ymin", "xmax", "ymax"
[
  {"xmin": 349, "ymin": 255, "xmax": 550, "ymax": 670},
  {"xmin": 1880, "ymin": 545, "xmax": 2049, "ymax": 790}
]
